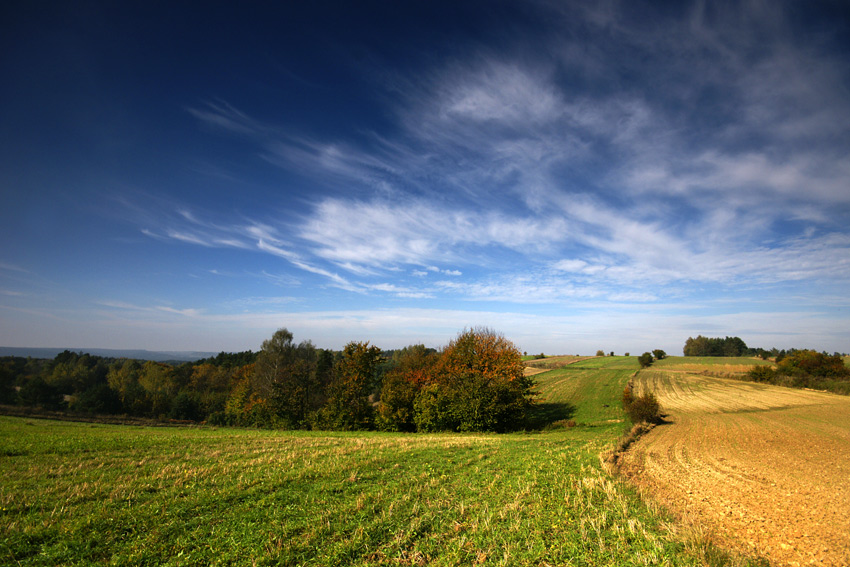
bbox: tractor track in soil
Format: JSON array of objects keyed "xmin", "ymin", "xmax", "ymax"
[{"xmin": 620, "ymin": 370, "xmax": 850, "ymax": 566}]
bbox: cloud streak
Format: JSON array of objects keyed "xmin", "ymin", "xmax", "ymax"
[{"xmin": 120, "ymin": 1, "xmax": 850, "ymax": 349}]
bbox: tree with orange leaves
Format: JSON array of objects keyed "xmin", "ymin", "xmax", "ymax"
[{"xmin": 415, "ymin": 327, "xmax": 535, "ymax": 432}]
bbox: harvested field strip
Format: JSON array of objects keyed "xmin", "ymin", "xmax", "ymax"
[
  {"xmin": 622, "ymin": 370, "xmax": 850, "ymax": 567},
  {"xmin": 532, "ymin": 358, "xmax": 635, "ymax": 425}
]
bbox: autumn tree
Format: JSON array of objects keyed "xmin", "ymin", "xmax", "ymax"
[
  {"xmin": 415, "ymin": 327, "xmax": 535, "ymax": 432},
  {"xmin": 777, "ymin": 349, "xmax": 849, "ymax": 378},
  {"xmin": 377, "ymin": 344, "xmax": 437, "ymax": 432}
]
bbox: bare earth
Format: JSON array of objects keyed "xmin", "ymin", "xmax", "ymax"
[
  {"xmin": 620, "ymin": 370, "xmax": 850, "ymax": 566},
  {"xmin": 523, "ymin": 355, "xmax": 590, "ymax": 376}
]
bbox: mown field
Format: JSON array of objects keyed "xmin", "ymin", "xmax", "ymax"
[{"xmin": 1, "ymin": 357, "xmax": 762, "ymax": 566}]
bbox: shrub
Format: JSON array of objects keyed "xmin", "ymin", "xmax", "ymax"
[
  {"xmin": 778, "ymin": 350, "xmax": 849, "ymax": 378},
  {"xmin": 596, "ymin": 350, "xmax": 605, "ymax": 357},
  {"xmin": 627, "ymin": 393, "xmax": 661, "ymax": 424},
  {"xmin": 747, "ymin": 365, "xmax": 776, "ymax": 383},
  {"xmin": 638, "ymin": 352, "xmax": 653, "ymax": 368},
  {"xmin": 622, "ymin": 385, "xmax": 634, "ymax": 409},
  {"xmin": 622, "ymin": 384, "xmax": 661, "ymax": 424}
]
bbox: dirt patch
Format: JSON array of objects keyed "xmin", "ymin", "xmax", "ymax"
[
  {"xmin": 621, "ymin": 371, "xmax": 850, "ymax": 566},
  {"xmin": 523, "ymin": 367, "xmax": 552, "ymax": 377},
  {"xmin": 523, "ymin": 356, "xmax": 590, "ymax": 376}
]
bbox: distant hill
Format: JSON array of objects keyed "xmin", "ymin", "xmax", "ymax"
[{"xmin": 0, "ymin": 347, "xmax": 219, "ymax": 362}]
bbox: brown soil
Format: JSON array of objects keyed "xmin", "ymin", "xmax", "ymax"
[
  {"xmin": 523, "ymin": 355, "xmax": 590, "ymax": 376},
  {"xmin": 620, "ymin": 371, "xmax": 850, "ymax": 566}
]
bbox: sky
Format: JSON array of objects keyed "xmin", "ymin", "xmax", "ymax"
[{"xmin": 2, "ymin": 1, "xmax": 849, "ymax": 356}]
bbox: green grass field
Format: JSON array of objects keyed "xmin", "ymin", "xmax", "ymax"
[{"xmin": 0, "ymin": 357, "xmax": 759, "ymax": 566}]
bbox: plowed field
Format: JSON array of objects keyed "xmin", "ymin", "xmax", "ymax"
[{"xmin": 621, "ymin": 370, "xmax": 850, "ymax": 566}]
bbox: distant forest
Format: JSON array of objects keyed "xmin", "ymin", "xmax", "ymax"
[
  {"xmin": 2, "ymin": 332, "xmax": 847, "ymax": 429},
  {"xmin": 682, "ymin": 335, "xmax": 847, "ymax": 359},
  {"xmin": 0, "ymin": 327, "xmax": 534, "ymax": 433}
]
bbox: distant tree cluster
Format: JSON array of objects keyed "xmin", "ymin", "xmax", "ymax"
[
  {"xmin": 683, "ymin": 336, "xmax": 749, "ymax": 357},
  {"xmin": 0, "ymin": 327, "xmax": 536, "ymax": 433},
  {"xmin": 637, "ymin": 353, "xmax": 654, "ymax": 368},
  {"xmin": 682, "ymin": 336, "xmax": 846, "ymax": 364},
  {"xmin": 746, "ymin": 350, "xmax": 850, "ymax": 395}
]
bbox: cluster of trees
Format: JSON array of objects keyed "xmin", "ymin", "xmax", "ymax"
[
  {"xmin": 0, "ymin": 327, "xmax": 536, "ymax": 433},
  {"xmin": 746, "ymin": 350, "xmax": 850, "ymax": 395},
  {"xmin": 683, "ymin": 336, "xmax": 750, "ymax": 357},
  {"xmin": 636, "ymin": 350, "xmax": 666, "ymax": 369},
  {"xmin": 683, "ymin": 336, "xmax": 847, "ymax": 363}
]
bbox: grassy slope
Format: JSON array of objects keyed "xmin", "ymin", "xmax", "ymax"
[
  {"xmin": 531, "ymin": 356, "xmax": 636, "ymax": 425},
  {"xmin": 0, "ymin": 358, "xmax": 732, "ymax": 566}
]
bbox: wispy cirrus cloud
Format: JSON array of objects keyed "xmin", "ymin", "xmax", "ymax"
[
  {"xmin": 167, "ymin": 1, "xmax": 850, "ymax": 308},
  {"xmin": 0, "ymin": 262, "xmax": 30, "ymax": 274},
  {"xmin": 186, "ymin": 100, "xmax": 272, "ymax": 137},
  {"xmin": 298, "ymin": 197, "xmax": 568, "ymax": 270}
]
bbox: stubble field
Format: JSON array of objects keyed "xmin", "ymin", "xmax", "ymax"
[{"xmin": 621, "ymin": 361, "xmax": 850, "ymax": 566}]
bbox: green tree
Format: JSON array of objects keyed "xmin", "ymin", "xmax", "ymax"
[
  {"xmin": 18, "ymin": 376, "xmax": 63, "ymax": 410},
  {"xmin": 255, "ymin": 328, "xmax": 320, "ymax": 428},
  {"xmin": 107, "ymin": 359, "xmax": 148, "ymax": 415},
  {"xmin": 70, "ymin": 383, "xmax": 122, "ymax": 414},
  {"xmin": 321, "ymin": 341, "xmax": 383, "ymax": 430},
  {"xmin": 139, "ymin": 361, "xmax": 177, "ymax": 417},
  {"xmin": 652, "ymin": 349, "xmax": 666, "ymax": 360},
  {"xmin": 683, "ymin": 335, "xmax": 748, "ymax": 357},
  {"xmin": 638, "ymin": 352, "xmax": 653, "ymax": 368},
  {"xmin": 683, "ymin": 336, "xmax": 710, "ymax": 356}
]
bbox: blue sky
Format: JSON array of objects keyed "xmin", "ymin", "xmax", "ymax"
[{"xmin": 2, "ymin": 1, "xmax": 849, "ymax": 355}]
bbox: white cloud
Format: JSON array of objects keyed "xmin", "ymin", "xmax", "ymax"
[
  {"xmin": 439, "ymin": 61, "xmax": 563, "ymax": 126},
  {"xmin": 299, "ymin": 197, "xmax": 569, "ymax": 271}
]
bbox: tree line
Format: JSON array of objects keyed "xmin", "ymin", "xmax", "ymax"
[
  {"xmin": 0, "ymin": 327, "xmax": 536, "ymax": 432},
  {"xmin": 745, "ymin": 349, "xmax": 850, "ymax": 395},
  {"xmin": 682, "ymin": 335, "xmax": 847, "ymax": 361}
]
